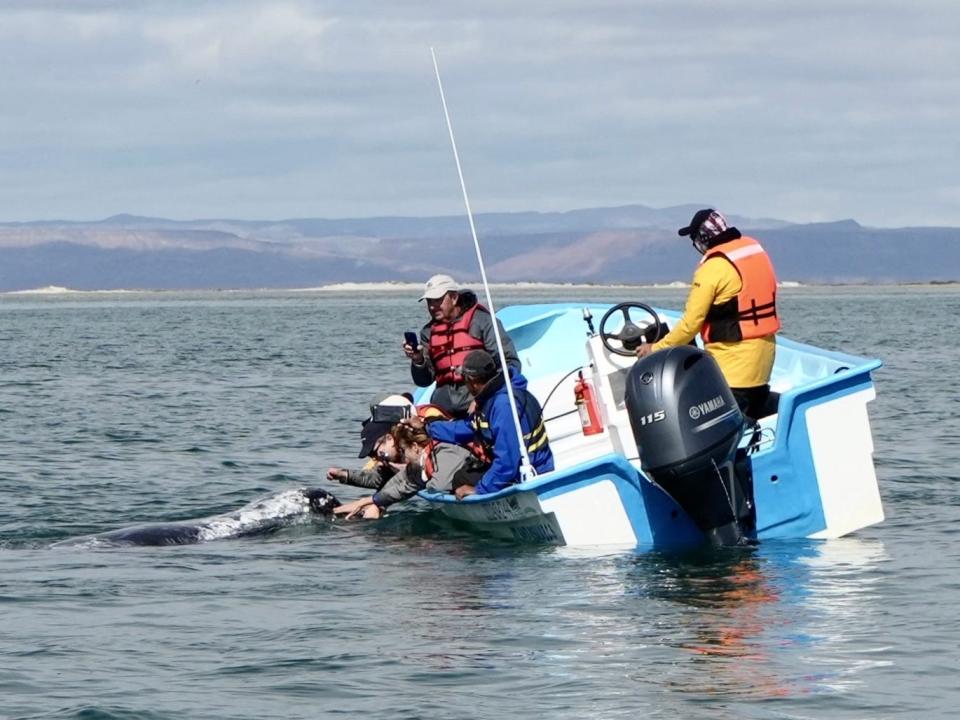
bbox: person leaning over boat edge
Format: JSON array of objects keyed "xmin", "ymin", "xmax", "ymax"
[
  {"xmin": 635, "ymin": 208, "xmax": 781, "ymax": 420},
  {"xmin": 327, "ymin": 393, "xmax": 462, "ymax": 518},
  {"xmin": 326, "ymin": 393, "xmax": 425, "ymax": 519},
  {"xmin": 403, "ymin": 274, "xmax": 521, "ymax": 419},
  {"xmin": 325, "ymin": 394, "xmax": 415, "ymax": 493},
  {"xmin": 332, "ymin": 423, "xmax": 487, "ymax": 519},
  {"xmin": 411, "ymin": 349, "xmax": 553, "ymax": 499}
]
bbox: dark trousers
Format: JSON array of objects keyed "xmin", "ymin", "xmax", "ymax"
[
  {"xmin": 450, "ymin": 456, "xmax": 490, "ymax": 490},
  {"xmin": 731, "ymin": 384, "xmax": 775, "ymax": 422}
]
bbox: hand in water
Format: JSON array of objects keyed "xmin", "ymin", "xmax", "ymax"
[{"xmin": 334, "ymin": 497, "xmax": 383, "ymax": 520}]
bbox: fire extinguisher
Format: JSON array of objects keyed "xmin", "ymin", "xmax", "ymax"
[{"xmin": 574, "ymin": 370, "xmax": 603, "ymax": 436}]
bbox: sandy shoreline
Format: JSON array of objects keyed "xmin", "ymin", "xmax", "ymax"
[
  {"xmin": 3, "ymin": 280, "xmax": 956, "ymax": 296},
  {"xmin": 4, "ymin": 282, "xmax": 693, "ymax": 295}
]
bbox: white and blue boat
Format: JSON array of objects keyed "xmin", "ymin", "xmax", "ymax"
[
  {"xmin": 418, "ymin": 300, "xmax": 884, "ymax": 549},
  {"xmin": 419, "ymin": 61, "xmax": 883, "ymax": 549}
]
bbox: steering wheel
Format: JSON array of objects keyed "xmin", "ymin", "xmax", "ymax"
[{"xmin": 599, "ymin": 302, "xmax": 663, "ymax": 357}]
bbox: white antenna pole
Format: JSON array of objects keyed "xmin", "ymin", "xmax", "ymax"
[{"xmin": 430, "ymin": 47, "xmax": 534, "ymax": 482}]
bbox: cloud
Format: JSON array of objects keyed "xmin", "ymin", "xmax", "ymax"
[{"xmin": 0, "ymin": 1, "xmax": 958, "ymax": 225}]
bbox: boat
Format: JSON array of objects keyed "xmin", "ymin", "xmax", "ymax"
[
  {"xmin": 418, "ymin": 57, "xmax": 883, "ymax": 549},
  {"xmin": 417, "ymin": 299, "xmax": 884, "ymax": 548}
]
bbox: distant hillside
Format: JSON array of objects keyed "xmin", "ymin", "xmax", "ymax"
[
  {"xmin": 0, "ymin": 205, "xmax": 957, "ymax": 291},
  {"xmin": 758, "ymin": 221, "xmax": 960, "ymax": 284}
]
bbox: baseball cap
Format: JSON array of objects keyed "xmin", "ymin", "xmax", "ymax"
[
  {"xmin": 460, "ymin": 349, "xmax": 497, "ymax": 379},
  {"xmin": 357, "ymin": 420, "xmax": 393, "ymax": 459},
  {"xmin": 678, "ymin": 208, "xmax": 735, "ymax": 243},
  {"xmin": 678, "ymin": 208, "xmax": 716, "ymax": 237},
  {"xmin": 356, "ymin": 394, "xmax": 415, "ymax": 458},
  {"xmin": 418, "ymin": 274, "xmax": 459, "ymax": 301}
]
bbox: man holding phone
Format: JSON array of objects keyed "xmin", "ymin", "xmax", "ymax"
[{"xmin": 403, "ymin": 274, "xmax": 520, "ymax": 418}]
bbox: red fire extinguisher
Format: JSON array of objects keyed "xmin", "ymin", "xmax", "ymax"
[{"xmin": 574, "ymin": 370, "xmax": 603, "ymax": 436}]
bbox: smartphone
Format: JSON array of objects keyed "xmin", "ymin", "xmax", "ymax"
[{"xmin": 404, "ymin": 330, "xmax": 420, "ymax": 351}]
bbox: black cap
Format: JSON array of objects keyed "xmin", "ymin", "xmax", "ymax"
[
  {"xmin": 357, "ymin": 419, "xmax": 393, "ymax": 459},
  {"xmin": 461, "ymin": 349, "xmax": 497, "ymax": 379},
  {"xmin": 678, "ymin": 208, "xmax": 715, "ymax": 237}
]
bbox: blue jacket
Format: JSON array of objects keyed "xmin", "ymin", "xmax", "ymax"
[{"xmin": 427, "ymin": 369, "xmax": 554, "ymax": 494}]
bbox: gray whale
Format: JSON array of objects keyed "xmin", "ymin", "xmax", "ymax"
[{"xmin": 54, "ymin": 487, "xmax": 339, "ymax": 548}]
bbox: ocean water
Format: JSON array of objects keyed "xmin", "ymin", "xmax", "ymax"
[{"xmin": 1, "ymin": 286, "xmax": 958, "ymax": 719}]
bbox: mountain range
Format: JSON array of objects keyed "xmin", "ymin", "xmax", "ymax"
[{"xmin": 0, "ymin": 204, "xmax": 957, "ymax": 291}]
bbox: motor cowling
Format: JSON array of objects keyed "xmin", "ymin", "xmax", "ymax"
[{"xmin": 625, "ymin": 345, "xmax": 755, "ymax": 546}]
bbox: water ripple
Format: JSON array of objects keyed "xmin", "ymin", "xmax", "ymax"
[{"xmin": 0, "ymin": 288, "xmax": 958, "ymax": 719}]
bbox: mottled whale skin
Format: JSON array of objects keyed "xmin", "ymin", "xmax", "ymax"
[{"xmin": 55, "ymin": 487, "xmax": 339, "ymax": 548}]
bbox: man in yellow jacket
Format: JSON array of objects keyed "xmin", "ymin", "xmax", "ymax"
[{"xmin": 636, "ymin": 208, "xmax": 781, "ymax": 419}]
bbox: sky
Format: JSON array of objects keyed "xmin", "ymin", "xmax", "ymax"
[{"xmin": 1, "ymin": 0, "xmax": 958, "ymax": 226}]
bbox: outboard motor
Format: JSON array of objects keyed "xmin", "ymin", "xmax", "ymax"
[{"xmin": 625, "ymin": 345, "xmax": 755, "ymax": 546}]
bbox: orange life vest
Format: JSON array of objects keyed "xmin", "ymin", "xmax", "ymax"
[
  {"xmin": 701, "ymin": 236, "xmax": 781, "ymax": 343},
  {"xmin": 416, "ymin": 403, "xmax": 451, "ymax": 422},
  {"xmin": 422, "ymin": 440, "xmax": 443, "ymax": 479},
  {"xmin": 415, "ymin": 404, "xmax": 490, "ymax": 472},
  {"xmin": 427, "ymin": 303, "xmax": 487, "ymax": 387}
]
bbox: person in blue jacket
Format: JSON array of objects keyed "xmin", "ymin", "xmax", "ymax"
[{"xmin": 416, "ymin": 349, "xmax": 554, "ymax": 498}]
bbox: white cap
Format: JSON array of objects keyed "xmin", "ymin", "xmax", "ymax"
[
  {"xmin": 418, "ymin": 273, "xmax": 459, "ymax": 301},
  {"xmin": 377, "ymin": 394, "xmax": 414, "ymax": 408}
]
